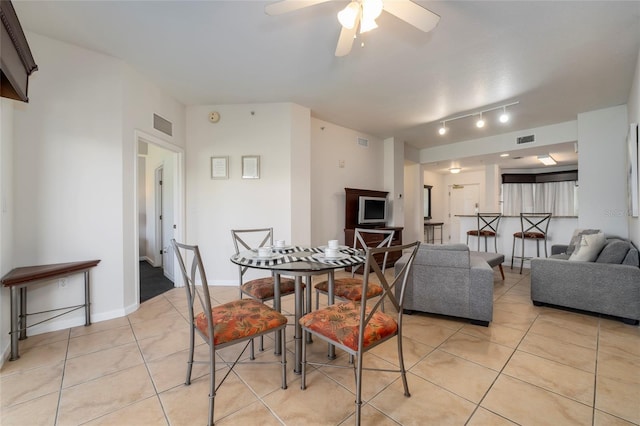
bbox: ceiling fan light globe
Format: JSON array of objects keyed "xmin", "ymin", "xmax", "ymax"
[
  {"xmin": 362, "ymin": 0, "xmax": 383, "ymax": 20},
  {"xmin": 360, "ymin": 17, "xmax": 378, "ymax": 33},
  {"xmin": 338, "ymin": 2, "xmax": 360, "ymax": 29}
]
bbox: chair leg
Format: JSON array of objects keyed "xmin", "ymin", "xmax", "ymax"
[
  {"xmin": 511, "ymin": 237, "xmax": 516, "ymax": 270},
  {"xmin": 300, "ymin": 330, "xmax": 307, "ymax": 390},
  {"xmin": 208, "ymin": 343, "xmax": 215, "ymax": 426},
  {"xmin": 355, "ymin": 351, "xmax": 364, "ymax": 426},
  {"xmin": 494, "ymin": 236, "xmax": 498, "ymax": 253},
  {"xmin": 520, "ymin": 237, "xmax": 525, "ymax": 274},
  {"xmin": 185, "ymin": 324, "xmax": 195, "ymax": 385},
  {"xmin": 281, "ymin": 327, "xmax": 287, "ymax": 390},
  {"xmin": 315, "ymin": 289, "xmax": 319, "ymax": 310},
  {"xmin": 397, "ymin": 334, "xmax": 410, "ymax": 398}
]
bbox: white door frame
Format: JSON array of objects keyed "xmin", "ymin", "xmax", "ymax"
[
  {"xmin": 134, "ymin": 130, "xmax": 185, "ymax": 308},
  {"xmin": 154, "ymin": 165, "xmax": 164, "ymax": 268}
]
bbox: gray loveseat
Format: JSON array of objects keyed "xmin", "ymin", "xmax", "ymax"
[
  {"xmin": 531, "ymin": 237, "xmax": 640, "ymax": 324},
  {"xmin": 395, "ymin": 244, "xmax": 494, "ymax": 326}
]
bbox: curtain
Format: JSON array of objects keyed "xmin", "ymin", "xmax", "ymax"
[{"xmin": 502, "ymin": 181, "xmax": 576, "ymax": 215}]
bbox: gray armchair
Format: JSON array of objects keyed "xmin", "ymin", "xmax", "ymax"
[{"xmin": 395, "ymin": 244, "xmax": 494, "ymax": 326}]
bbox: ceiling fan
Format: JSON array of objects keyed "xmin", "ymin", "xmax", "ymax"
[{"xmin": 265, "ymin": 0, "xmax": 440, "ymax": 56}]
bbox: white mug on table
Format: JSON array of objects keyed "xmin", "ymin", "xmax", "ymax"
[
  {"xmin": 324, "ymin": 247, "xmax": 339, "ymax": 258},
  {"xmin": 258, "ymin": 247, "xmax": 272, "ymax": 258},
  {"xmin": 328, "ymin": 240, "xmax": 339, "ymax": 249}
]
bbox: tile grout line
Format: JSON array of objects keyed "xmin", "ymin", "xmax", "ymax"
[{"xmin": 53, "ymin": 328, "xmax": 71, "ymax": 426}]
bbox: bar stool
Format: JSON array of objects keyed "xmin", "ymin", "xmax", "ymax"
[
  {"xmin": 466, "ymin": 213, "xmax": 501, "ymax": 252},
  {"xmin": 511, "ymin": 212, "xmax": 552, "ymax": 274}
]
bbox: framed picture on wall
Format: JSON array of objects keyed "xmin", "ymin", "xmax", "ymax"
[
  {"xmin": 211, "ymin": 156, "xmax": 229, "ymax": 179},
  {"xmin": 242, "ymin": 155, "xmax": 260, "ymax": 179},
  {"xmin": 628, "ymin": 123, "xmax": 639, "ymax": 217}
]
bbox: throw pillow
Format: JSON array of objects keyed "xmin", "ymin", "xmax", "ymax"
[
  {"xmin": 566, "ymin": 229, "xmax": 601, "ymax": 255},
  {"xmin": 569, "ymin": 232, "xmax": 607, "ymax": 262},
  {"xmin": 595, "ymin": 240, "xmax": 631, "ymax": 264}
]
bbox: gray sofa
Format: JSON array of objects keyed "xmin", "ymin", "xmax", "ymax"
[
  {"xmin": 395, "ymin": 244, "xmax": 494, "ymax": 326},
  {"xmin": 531, "ymin": 237, "xmax": 640, "ymax": 325}
]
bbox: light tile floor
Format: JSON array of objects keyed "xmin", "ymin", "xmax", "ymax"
[{"xmin": 2, "ymin": 268, "xmax": 640, "ymax": 425}]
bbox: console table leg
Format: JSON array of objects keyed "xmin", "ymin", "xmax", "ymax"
[
  {"xmin": 9, "ymin": 287, "xmax": 20, "ymax": 360},
  {"xmin": 19, "ymin": 287, "xmax": 27, "ymax": 340},
  {"xmin": 84, "ymin": 271, "xmax": 92, "ymax": 326}
]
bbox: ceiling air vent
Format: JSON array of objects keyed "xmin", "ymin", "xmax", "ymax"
[
  {"xmin": 516, "ymin": 134, "xmax": 535, "ymax": 144},
  {"xmin": 153, "ymin": 113, "xmax": 173, "ymax": 136},
  {"xmin": 357, "ymin": 137, "xmax": 369, "ymax": 147}
]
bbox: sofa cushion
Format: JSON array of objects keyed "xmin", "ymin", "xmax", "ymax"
[
  {"xmin": 622, "ymin": 248, "xmax": 640, "ymax": 267},
  {"xmin": 596, "ymin": 240, "xmax": 631, "ymax": 264},
  {"xmin": 566, "ymin": 229, "xmax": 601, "ymax": 255},
  {"xmin": 568, "ymin": 232, "xmax": 606, "ymax": 262}
]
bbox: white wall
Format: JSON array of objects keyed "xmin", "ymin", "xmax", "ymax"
[
  {"xmin": 403, "ymin": 162, "xmax": 422, "ymax": 244},
  {"xmin": 577, "ymin": 105, "xmax": 629, "ymax": 237},
  {"xmin": 1, "ymin": 99, "xmax": 15, "ymax": 364},
  {"xmin": 290, "ymin": 104, "xmax": 312, "ymax": 246},
  {"xmin": 310, "ymin": 118, "xmax": 385, "ymax": 246},
  {"xmin": 185, "ymin": 103, "xmax": 307, "ymax": 284},
  {"xmin": 4, "ymin": 33, "xmax": 186, "ymax": 346},
  {"xmin": 627, "ymin": 47, "xmax": 640, "ymax": 247},
  {"xmin": 12, "ymin": 33, "xmax": 125, "ymax": 333}
]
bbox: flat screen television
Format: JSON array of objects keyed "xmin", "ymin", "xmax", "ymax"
[{"xmin": 358, "ymin": 196, "xmax": 387, "ymax": 224}]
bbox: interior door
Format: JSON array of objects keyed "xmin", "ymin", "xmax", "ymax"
[{"xmin": 448, "ymin": 183, "xmax": 479, "ymax": 243}]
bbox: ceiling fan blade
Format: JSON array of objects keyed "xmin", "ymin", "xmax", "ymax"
[
  {"xmin": 265, "ymin": 0, "xmax": 333, "ymax": 16},
  {"xmin": 383, "ymin": 0, "xmax": 440, "ymax": 33},
  {"xmin": 335, "ymin": 14, "xmax": 359, "ymax": 57}
]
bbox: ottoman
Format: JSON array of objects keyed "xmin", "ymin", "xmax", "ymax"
[{"xmin": 470, "ymin": 251, "xmax": 505, "ymax": 280}]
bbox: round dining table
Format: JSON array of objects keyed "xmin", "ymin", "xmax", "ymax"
[{"xmin": 230, "ymin": 245, "xmax": 365, "ymax": 374}]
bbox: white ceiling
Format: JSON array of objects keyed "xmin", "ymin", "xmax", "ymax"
[{"xmin": 12, "ymin": 0, "xmax": 640, "ymax": 170}]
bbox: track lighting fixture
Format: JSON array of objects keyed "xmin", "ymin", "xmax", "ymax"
[{"xmin": 436, "ymin": 101, "xmax": 518, "ymax": 136}]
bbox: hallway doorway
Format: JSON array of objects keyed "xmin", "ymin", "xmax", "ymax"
[{"xmin": 136, "ymin": 132, "xmax": 183, "ymax": 303}]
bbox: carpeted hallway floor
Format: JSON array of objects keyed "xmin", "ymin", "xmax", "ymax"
[{"xmin": 139, "ymin": 260, "xmax": 174, "ymax": 303}]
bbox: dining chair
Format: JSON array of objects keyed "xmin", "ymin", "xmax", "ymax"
[
  {"xmin": 231, "ymin": 227, "xmax": 296, "ymax": 351},
  {"xmin": 511, "ymin": 212, "xmax": 552, "ymax": 274},
  {"xmin": 172, "ymin": 239, "xmax": 288, "ymax": 426},
  {"xmin": 314, "ymin": 228, "xmax": 395, "ymax": 311},
  {"xmin": 300, "ymin": 241, "xmax": 421, "ymax": 426},
  {"xmin": 466, "ymin": 212, "xmax": 502, "ymax": 252}
]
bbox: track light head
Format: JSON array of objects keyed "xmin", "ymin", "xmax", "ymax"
[
  {"xmin": 438, "ymin": 122, "xmax": 446, "ymax": 135},
  {"xmin": 476, "ymin": 113, "xmax": 485, "ymax": 128},
  {"xmin": 499, "ymin": 106, "xmax": 509, "ymax": 123}
]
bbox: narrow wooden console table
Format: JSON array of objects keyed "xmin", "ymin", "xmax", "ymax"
[{"xmin": 1, "ymin": 259, "xmax": 100, "ymax": 361}]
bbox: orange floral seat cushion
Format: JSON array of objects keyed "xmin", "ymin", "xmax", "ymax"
[
  {"xmin": 514, "ymin": 231, "xmax": 546, "ymax": 239},
  {"xmin": 299, "ymin": 302, "xmax": 397, "ymax": 351},
  {"xmin": 195, "ymin": 299, "xmax": 287, "ymax": 346},
  {"xmin": 241, "ymin": 277, "xmax": 296, "ymax": 300},
  {"xmin": 314, "ymin": 277, "xmax": 383, "ymax": 301}
]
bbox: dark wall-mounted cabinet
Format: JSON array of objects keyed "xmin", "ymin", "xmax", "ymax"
[{"xmin": 1, "ymin": 0, "xmax": 38, "ymax": 102}]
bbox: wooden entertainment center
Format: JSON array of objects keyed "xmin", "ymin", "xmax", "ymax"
[{"xmin": 344, "ymin": 188, "xmax": 403, "ymax": 271}]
